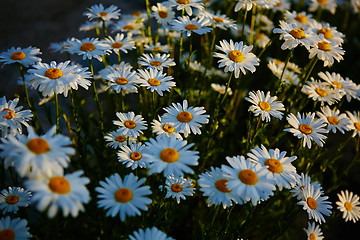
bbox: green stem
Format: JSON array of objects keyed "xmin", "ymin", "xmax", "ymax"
[
  {"xmin": 242, "ymin": 10, "xmax": 248, "ymax": 38},
  {"xmin": 89, "ymin": 59, "xmax": 104, "ymax": 135},
  {"xmin": 145, "ymin": 0, "xmax": 152, "ymax": 44},
  {"xmin": 220, "ymin": 72, "xmax": 234, "ymax": 105},
  {"xmin": 54, "ymin": 93, "xmax": 60, "ymax": 134},
  {"xmin": 179, "ymin": 33, "xmax": 184, "ymax": 65},
  {"xmin": 249, "ymin": 6, "xmax": 257, "ymax": 45},
  {"xmin": 101, "ymin": 19, "xmax": 108, "ymax": 38},
  {"xmin": 276, "ymin": 49, "xmax": 293, "ymax": 95}
]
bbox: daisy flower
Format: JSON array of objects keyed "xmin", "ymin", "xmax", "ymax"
[
  {"xmin": 310, "ymin": 22, "xmax": 344, "ymax": 46},
  {"xmin": 0, "ymin": 216, "xmax": 32, "ymax": 240},
  {"xmin": 144, "ymin": 43, "xmax": 171, "ymax": 53},
  {"xmin": 96, "ymin": 173, "xmax": 152, "ymax": 221},
  {"xmin": 309, "ymin": 0, "xmax": 337, "ymax": 14},
  {"xmin": 151, "ymin": 3, "xmax": 176, "ymax": 26},
  {"xmin": 106, "ymin": 66, "xmax": 139, "ymax": 94},
  {"xmin": 284, "ymin": 11, "xmax": 314, "ymax": 28},
  {"xmin": 247, "ymin": 145, "xmax": 298, "ymax": 189},
  {"xmin": 272, "ymin": 0, "xmax": 291, "ymax": 12},
  {"xmin": 164, "ymin": 0, "xmax": 204, "ymax": 16},
  {"xmin": 0, "ymin": 46, "xmax": 41, "ymax": 68},
  {"xmin": 308, "ymin": 38, "xmax": 345, "ymax": 67},
  {"xmin": 336, "ymin": 190, "xmax": 360, "ymax": 223},
  {"xmin": 105, "ymin": 33, "xmax": 135, "ymax": 54},
  {"xmin": 301, "ymin": 79, "xmax": 340, "ymax": 106},
  {"xmin": 151, "ymin": 116, "xmax": 183, "ymax": 139},
  {"xmin": 252, "ymin": 32, "xmax": 271, "ymax": 48},
  {"xmin": 112, "ymin": 19, "xmax": 143, "ymax": 36},
  {"xmin": 284, "ymin": 112, "xmax": 328, "ymax": 149},
  {"xmin": 79, "ymin": 20, "xmax": 105, "ymax": 32},
  {"xmin": 213, "ymin": 39, "xmax": 260, "ymax": 78},
  {"xmin": 104, "ymin": 130, "xmax": 136, "ymax": 149},
  {"xmin": 0, "ymin": 187, "xmax": 31, "ymax": 214},
  {"xmin": 138, "ymin": 53, "xmax": 176, "ymax": 71},
  {"xmin": 316, "ymin": 106, "xmax": 351, "ymax": 134},
  {"xmin": 273, "ymin": 21, "xmax": 317, "ymax": 50},
  {"xmin": 67, "ymin": 38, "xmax": 110, "ymax": 61},
  {"xmin": 98, "ymin": 62, "xmax": 133, "ymax": 79},
  {"xmin": 113, "ymin": 112, "xmax": 147, "ymax": 138},
  {"xmin": 49, "ymin": 38, "xmax": 76, "ymax": 54},
  {"xmin": 221, "ymin": 156, "xmax": 276, "ymax": 205},
  {"xmin": 298, "ymin": 183, "xmax": 332, "ymax": 224},
  {"xmin": 290, "ymin": 172, "xmax": 323, "ymax": 200},
  {"xmin": 245, "ymin": 90, "xmax": 285, "ymax": 122},
  {"xmin": 118, "ymin": 143, "xmax": 148, "ymax": 170},
  {"xmin": 27, "ymin": 60, "xmax": 92, "ymax": 97},
  {"xmin": 304, "ymin": 222, "xmax": 324, "ymax": 240},
  {"xmin": 346, "ymin": 111, "xmax": 360, "ymax": 137},
  {"xmin": 0, "ymin": 96, "xmax": 32, "ymax": 136},
  {"xmin": 211, "ymin": 83, "xmax": 233, "ymax": 95},
  {"xmin": 234, "ymin": 0, "xmax": 267, "ymax": 12},
  {"xmin": 143, "ymin": 135, "xmax": 199, "ymax": 177},
  {"xmin": 136, "ymin": 68, "xmax": 175, "ymax": 96},
  {"xmin": 83, "ymin": 4, "xmax": 121, "ymax": 21},
  {"xmin": 317, "ymin": 71, "xmax": 347, "ymax": 97},
  {"xmin": 172, "ymin": 16, "xmax": 211, "ymax": 37},
  {"xmin": 128, "ymin": 227, "xmax": 174, "ymax": 240},
  {"xmin": 199, "ymin": 10, "xmax": 237, "ymax": 30},
  {"xmin": 164, "ymin": 175, "xmax": 195, "ymax": 203},
  {"xmin": 198, "ymin": 166, "xmax": 238, "ymax": 208},
  {"xmin": 161, "ymin": 99, "xmax": 209, "ymax": 137}
]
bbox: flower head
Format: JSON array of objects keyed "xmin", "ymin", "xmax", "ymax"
[
  {"xmin": 113, "ymin": 112, "xmax": 147, "ymax": 138},
  {"xmin": 84, "ymin": 4, "xmax": 121, "ymax": 21},
  {"xmin": 67, "ymin": 38, "xmax": 110, "ymax": 61},
  {"xmin": 164, "ymin": 0, "xmax": 204, "ymax": 16},
  {"xmin": 0, "ymin": 187, "xmax": 31, "ymax": 214},
  {"xmin": 172, "ymin": 16, "xmax": 211, "ymax": 37},
  {"xmin": 165, "ymin": 175, "xmax": 195, "ymax": 203},
  {"xmin": 136, "ymin": 68, "xmax": 175, "ymax": 96},
  {"xmin": 336, "ymin": 190, "xmax": 360, "ymax": 223},
  {"xmin": 303, "ymin": 222, "xmax": 324, "ymax": 240},
  {"xmin": 105, "ymin": 33, "xmax": 135, "ymax": 54},
  {"xmin": 128, "ymin": 227, "xmax": 174, "ymax": 240},
  {"xmin": 138, "ymin": 53, "xmax": 176, "ymax": 71},
  {"xmin": 0, "ymin": 216, "xmax": 32, "ymax": 240},
  {"xmin": 118, "ymin": 143, "xmax": 148, "ymax": 170},
  {"xmin": 0, "ymin": 46, "xmax": 41, "ymax": 67}
]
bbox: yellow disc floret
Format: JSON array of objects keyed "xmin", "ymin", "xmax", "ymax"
[
  {"xmin": 228, "ymin": 50, "xmax": 244, "ymax": 63},
  {"xmin": 258, "ymin": 101, "xmax": 271, "ymax": 111},
  {"xmin": 177, "ymin": 111, "xmax": 193, "ymax": 123},
  {"xmin": 160, "ymin": 148, "xmax": 179, "ymax": 163},
  {"xmin": 48, "ymin": 176, "xmax": 71, "ymax": 194},
  {"xmin": 114, "ymin": 188, "xmax": 133, "ymax": 203},
  {"xmin": 0, "ymin": 229, "xmax": 15, "ymax": 240},
  {"xmin": 307, "ymin": 197, "xmax": 317, "ymax": 209},
  {"xmin": 299, "ymin": 124, "xmax": 312, "ymax": 135},
  {"xmin": 238, "ymin": 169, "xmax": 258, "ymax": 185},
  {"xmin": 264, "ymin": 158, "xmax": 283, "ymax": 173},
  {"xmin": 318, "ymin": 41, "xmax": 331, "ymax": 51},
  {"xmin": 1, "ymin": 108, "xmax": 15, "ymax": 120},
  {"xmin": 123, "ymin": 25, "xmax": 135, "ymax": 30},
  {"xmin": 99, "ymin": 12, "xmax": 107, "ymax": 17},
  {"xmin": 112, "ymin": 42, "xmax": 123, "ymax": 48},
  {"xmin": 176, "ymin": 0, "xmax": 190, "ymax": 4},
  {"xmin": 115, "ymin": 135, "xmax": 126, "ymax": 142},
  {"xmin": 45, "ymin": 68, "xmax": 63, "ymax": 79},
  {"xmin": 5, "ymin": 195, "xmax": 19, "ymax": 205},
  {"xmin": 124, "ymin": 120, "xmax": 136, "ymax": 129},
  {"xmin": 354, "ymin": 122, "xmax": 360, "ymax": 131},
  {"xmin": 10, "ymin": 51, "xmax": 26, "ymax": 60},
  {"xmin": 148, "ymin": 78, "xmax": 161, "ymax": 86},
  {"xmin": 215, "ymin": 179, "xmax": 232, "ymax": 193},
  {"xmin": 163, "ymin": 123, "xmax": 175, "ymax": 133},
  {"xmin": 213, "ymin": 17, "xmax": 224, "ymax": 23},
  {"xmin": 317, "ymin": 28, "xmax": 332, "ymax": 39},
  {"xmin": 318, "ymin": 0, "xmax": 328, "ymax": 6},
  {"xmin": 344, "ymin": 201, "xmax": 353, "ymax": 211},
  {"xmin": 150, "ymin": 60, "xmax": 162, "ymax": 66},
  {"xmin": 331, "ymin": 81, "xmax": 342, "ymax": 88},
  {"xmin": 171, "ymin": 183, "xmax": 183, "ymax": 193},
  {"xmin": 294, "ymin": 14, "xmax": 308, "ymax": 23},
  {"xmin": 315, "ymin": 88, "xmax": 328, "ymax": 97},
  {"xmin": 158, "ymin": 10, "xmax": 168, "ymax": 18},
  {"xmin": 116, "ymin": 77, "xmax": 128, "ymax": 85},
  {"xmin": 289, "ymin": 29, "xmax": 306, "ymax": 39},
  {"xmin": 80, "ymin": 42, "xmax": 96, "ymax": 52},
  {"xmin": 26, "ymin": 138, "xmax": 50, "ymax": 155},
  {"xmin": 327, "ymin": 116, "xmax": 339, "ymax": 125},
  {"xmin": 185, "ymin": 24, "xmax": 198, "ymax": 31},
  {"xmin": 130, "ymin": 152, "xmax": 142, "ymax": 161}
]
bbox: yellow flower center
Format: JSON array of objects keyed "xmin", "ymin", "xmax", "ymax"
[
  {"xmin": 171, "ymin": 183, "xmax": 183, "ymax": 193},
  {"xmin": 289, "ymin": 29, "xmax": 306, "ymax": 39},
  {"xmin": 61, "ymin": 44, "xmax": 72, "ymax": 50},
  {"xmin": 158, "ymin": 10, "xmax": 168, "ymax": 18},
  {"xmin": 163, "ymin": 123, "xmax": 175, "ymax": 133},
  {"xmin": 114, "ymin": 188, "xmax": 133, "ymax": 203},
  {"xmin": 1, "ymin": 108, "xmax": 15, "ymax": 120},
  {"xmin": 159, "ymin": 148, "xmax": 179, "ymax": 163},
  {"xmin": 10, "ymin": 51, "xmax": 26, "ymax": 60},
  {"xmin": 116, "ymin": 77, "xmax": 128, "ymax": 85},
  {"xmin": 317, "ymin": 28, "xmax": 332, "ymax": 39},
  {"xmin": 153, "ymin": 47, "xmax": 162, "ymax": 51},
  {"xmin": 0, "ymin": 229, "xmax": 15, "ymax": 240},
  {"xmin": 177, "ymin": 111, "xmax": 193, "ymax": 123},
  {"xmin": 80, "ymin": 42, "xmax": 96, "ymax": 52},
  {"xmin": 99, "ymin": 12, "xmax": 107, "ymax": 17},
  {"xmin": 5, "ymin": 195, "xmax": 19, "ymax": 205},
  {"xmin": 327, "ymin": 116, "xmax": 339, "ymax": 125},
  {"xmin": 331, "ymin": 81, "xmax": 342, "ymax": 88},
  {"xmin": 228, "ymin": 50, "xmax": 244, "ymax": 63},
  {"xmin": 185, "ymin": 24, "xmax": 198, "ymax": 31},
  {"xmin": 123, "ymin": 25, "xmax": 135, "ymax": 30},
  {"xmin": 264, "ymin": 158, "xmax": 283, "ymax": 173},
  {"xmin": 48, "ymin": 176, "xmax": 71, "ymax": 194},
  {"xmin": 275, "ymin": 2, "xmax": 282, "ymax": 6},
  {"xmin": 294, "ymin": 14, "xmax": 308, "ymax": 23},
  {"xmin": 150, "ymin": 60, "xmax": 162, "ymax": 66},
  {"xmin": 255, "ymin": 33, "xmax": 264, "ymax": 39},
  {"xmin": 307, "ymin": 197, "xmax": 317, "ymax": 209},
  {"xmin": 45, "ymin": 68, "xmax": 63, "ymax": 79},
  {"xmin": 131, "ymin": 11, "xmax": 141, "ymax": 17},
  {"xmin": 115, "ymin": 135, "xmax": 126, "ymax": 142},
  {"xmin": 112, "ymin": 42, "xmax": 123, "ymax": 48},
  {"xmin": 354, "ymin": 122, "xmax": 360, "ymax": 131},
  {"xmin": 176, "ymin": 0, "xmax": 190, "ymax": 4},
  {"xmin": 213, "ymin": 17, "xmax": 224, "ymax": 23},
  {"xmin": 148, "ymin": 78, "xmax": 161, "ymax": 86},
  {"xmin": 215, "ymin": 179, "xmax": 232, "ymax": 193},
  {"xmin": 344, "ymin": 201, "xmax": 353, "ymax": 211},
  {"xmin": 238, "ymin": 169, "xmax": 258, "ymax": 185},
  {"xmin": 315, "ymin": 88, "xmax": 328, "ymax": 97},
  {"xmin": 26, "ymin": 138, "xmax": 50, "ymax": 155},
  {"xmin": 318, "ymin": 41, "xmax": 331, "ymax": 51},
  {"xmin": 309, "ymin": 233, "xmax": 316, "ymax": 240},
  {"xmin": 318, "ymin": 0, "xmax": 328, "ymax": 6},
  {"xmin": 258, "ymin": 101, "xmax": 271, "ymax": 111},
  {"xmin": 130, "ymin": 152, "xmax": 142, "ymax": 161},
  {"xmin": 299, "ymin": 124, "xmax": 312, "ymax": 135},
  {"xmin": 124, "ymin": 120, "xmax": 136, "ymax": 129}
]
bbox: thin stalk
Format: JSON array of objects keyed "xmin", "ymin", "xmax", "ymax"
[
  {"xmin": 178, "ymin": 33, "xmax": 184, "ymax": 65},
  {"xmin": 242, "ymin": 10, "xmax": 248, "ymax": 38},
  {"xmin": 301, "ymin": 57, "xmax": 318, "ymax": 86},
  {"xmin": 89, "ymin": 59, "xmax": 104, "ymax": 135},
  {"xmin": 220, "ymin": 72, "xmax": 234, "ymax": 105},
  {"xmin": 101, "ymin": 19, "xmax": 108, "ymax": 38},
  {"xmin": 249, "ymin": 6, "xmax": 257, "ymax": 45},
  {"xmin": 117, "ymin": 52, "xmax": 121, "ymax": 64},
  {"xmin": 54, "ymin": 93, "xmax": 60, "ymax": 134},
  {"xmin": 316, "ymin": 7, "xmax": 323, "ymax": 21},
  {"xmin": 276, "ymin": 49, "xmax": 293, "ymax": 95},
  {"xmin": 145, "ymin": 0, "xmax": 152, "ymax": 44}
]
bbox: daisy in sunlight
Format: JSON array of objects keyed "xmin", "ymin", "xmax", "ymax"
[
  {"xmin": 164, "ymin": 0, "xmax": 204, "ymax": 16},
  {"xmin": 346, "ymin": 111, "xmax": 360, "ymax": 137},
  {"xmin": 105, "ymin": 33, "xmax": 135, "ymax": 54},
  {"xmin": 83, "ymin": 4, "xmax": 120, "ymax": 21},
  {"xmin": 113, "ymin": 112, "xmax": 147, "ymax": 138},
  {"xmin": 0, "ymin": 46, "xmax": 41, "ymax": 68},
  {"xmin": 172, "ymin": 16, "xmax": 211, "ymax": 37},
  {"xmin": 151, "ymin": 116, "xmax": 182, "ymax": 139},
  {"xmin": 136, "ymin": 68, "xmax": 175, "ymax": 96},
  {"xmin": 316, "ymin": 106, "xmax": 351, "ymax": 134},
  {"xmin": 104, "ymin": 130, "xmax": 136, "ymax": 149},
  {"xmin": 117, "ymin": 143, "xmax": 148, "ymax": 170},
  {"xmin": 67, "ymin": 38, "xmax": 110, "ymax": 61},
  {"xmin": 308, "ymin": 38, "xmax": 344, "ymax": 67},
  {"xmin": 164, "ymin": 175, "xmax": 195, "ymax": 203},
  {"xmin": 151, "ymin": 3, "xmax": 175, "ymax": 26},
  {"xmin": 303, "ymin": 222, "xmax": 324, "ymax": 240},
  {"xmin": 336, "ymin": 190, "xmax": 360, "ymax": 223},
  {"xmin": 138, "ymin": 53, "xmax": 176, "ymax": 71}
]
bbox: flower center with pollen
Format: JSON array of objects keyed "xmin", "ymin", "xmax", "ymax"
[
  {"xmin": 177, "ymin": 111, "xmax": 193, "ymax": 123},
  {"xmin": 148, "ymin": 78, "xmax": 161, "ymax": 86},
  {"xmin": 158, "ymin": 10, "xmax": 168, "ymax": 18},
  {"xmin": 299, "ymin": 124, "xmax": 312, "ymax": 135},
  {"xmin": 0, "ymin": 229, "xmax": 15, "ymax": 240},
  {"xmin": 99, "ymin": 12, "xmax": 107, "ymax": 17},
  {"xmin": 153, "ymin": 47, "xmax": 162, "ymax": 51},
  {"xmin": 1, "ymin": 108, "xmax": 15, "ymax": 120},
  {"xmin": 289, "ymin": 29, "xmax": 306, "ymax": 39},
  {"xmin": 45, "ymin": 68, "xmax": 63, "ymax": 79},
  {"xmin": 48, "ymin": 176, "xmax": 71, "ymax": 194},
  {"xmin": 309, "ymin": 233, "xmax": 316, "ymax": 240},
  {"xmin": 327, "ymin": 116, "xmax": 339, "ymax": 125},
  {"xmin": 5, "ymin": 195, "xmax": 19, "ymax": 205},
  {"xmin": 114, "ymin": 188, "xmax": 133, "ymax": 203},
  {"xmin": 317, "ymin": 28, "xmax": 332, "ymax": 39},
  {"xmin": 150, "ymin": 60, "xmax": 162, "ymax": 66},
  {"xmin": 213, "ymin": 17, "xmax": 224, "ymax": 23},
  {"xmin": 294, "ymin": 14, "xmax": 307, "ymax": 23},
  {"xmin": 344, "ymin": 202, "xmax": 353, "ymax": 211},
  {"xmin": 112, "ymin": 42, "xmax": 123, "ymax": 48},
  {"xmin": 10, "ymin": 51, "xmax": 26, "ymax": 60},
  {"xmin": 171, "ymin": 183, "xmax": 183, "ymax": 193},
  {"xmin": 160, "ymin": 148, "xmax": 179, "ymax": 163},
  {"xmin": 80, "ymin": 42, "xmax": 96, "ymax": 52},
  {"xmin": 116, "ymin": 77, "xmax": 128, "ymax": 85},
  {"xmin": 215, "ymin": 179, "xmax": 232, "ymax": 193},
  {"xmin": 176, "ymin": 0, "xmax": 190, "ymax": 4},
  {"xmin": 228, "ymin": 50, "xmax": 244, "ymax": 62},
  {"xmin": 130, "ymin": 152, "xmax": 142, "ymax": 161},
  {"xmin": 258, "ymin": 101, "xmax": 271, "ymax": 111},
  {"xmin": 26, "ymin": 138, "xmax": 50, "ymax": 154},
  {"xmin": 331, "ymin": 81, "xmax": 342, "ymax": 88},
  {"xmin": 124, "ymin": 120, "xmax": 136, "ymax": 129},
  {"xmin": 238, "ymin": 169, "xmax": 258, "ymax": 185},
  {"xmin": 163, "ymin": 123, "xmax": 175, "ymax": 133},
  {"xmin": 318, "ymin": 41, "xmax": 331, "ymax": 51},
  {"xmin": 307, "ymin": 197, "xmax": 317, "ymax": 209},
  {"xmin": 185, "ymin": 24, "xmax": 198, "ymax": 31},
  {"xmin": 354, "ymin": 122, "xmax": 360, "ymax": 131},
  {"xmin": 318, "ymin": 0, "xmax": 328, "ymax": 6},
  {"xmin": 123, "ymin": 25, "xmax": 135, "ymax": 30},
  {"xmin": 264, "ymin": 158, "xmax": 283, "ymax": 173},
  {"xmin": 315, "ymin": 88, "xmax": 328, "ymax": 97},
  {"xmin": 115, "ymin": 135, "xmax": 126, "ymax": 142}
]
